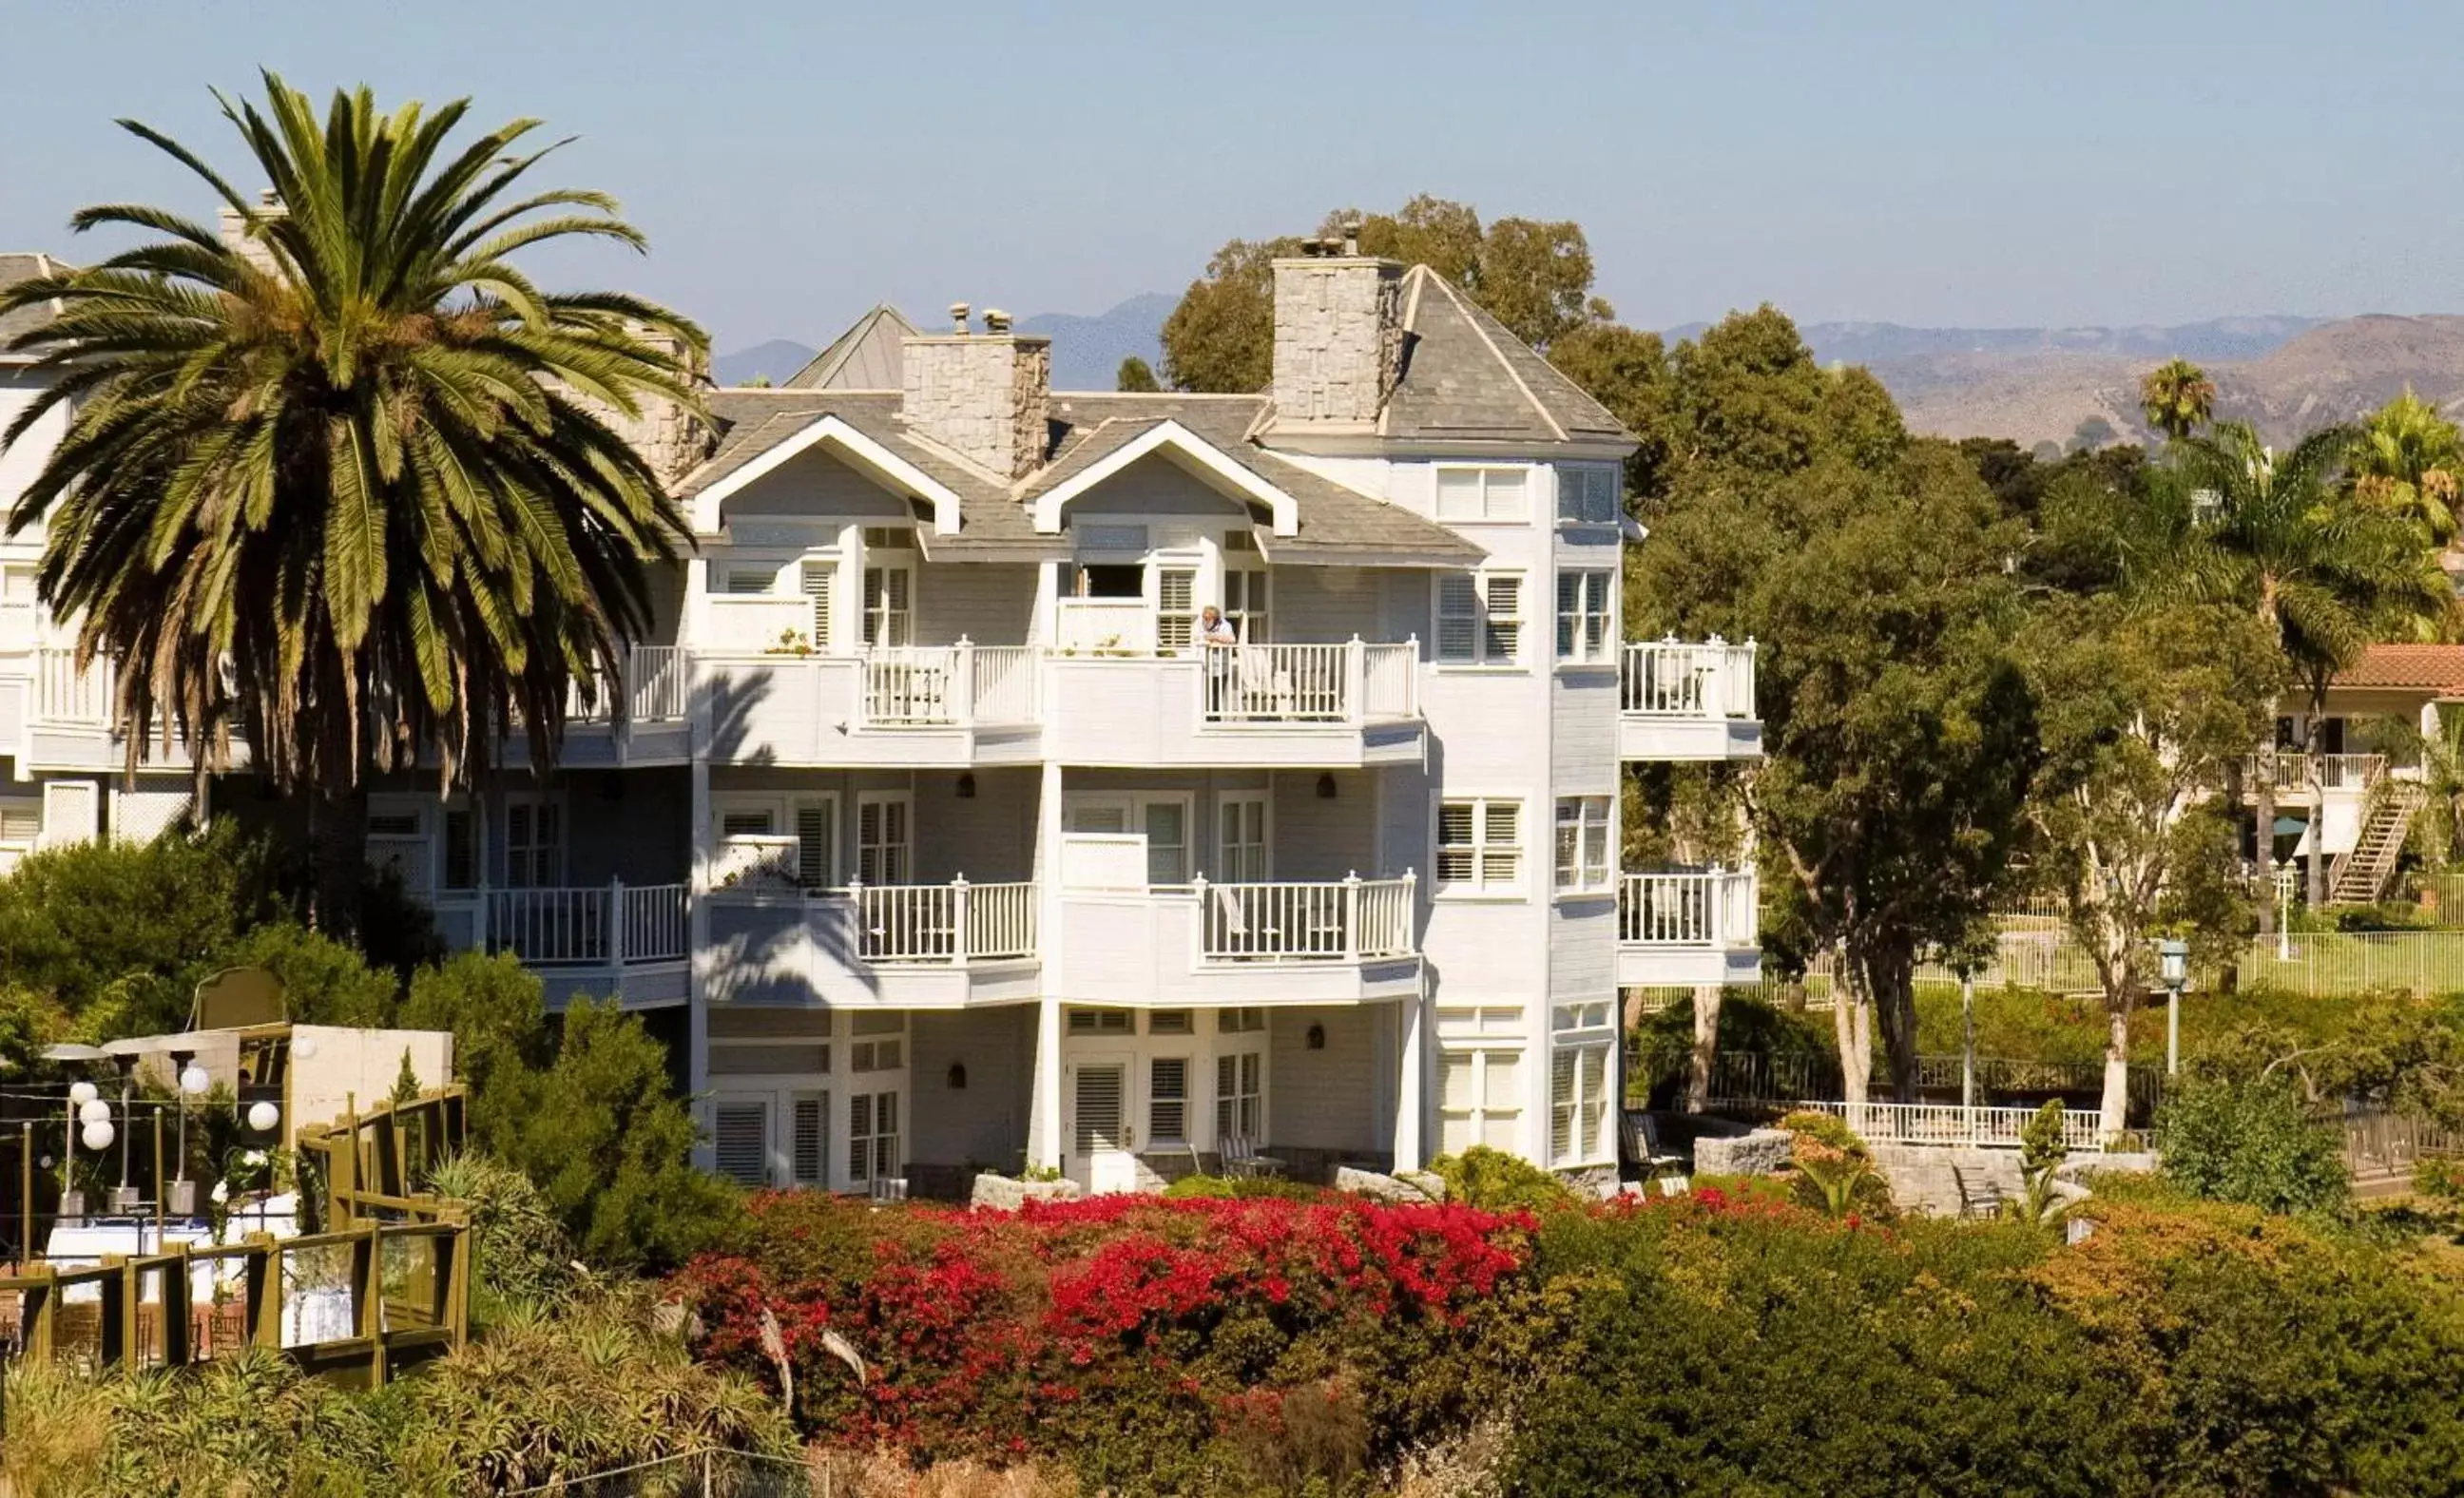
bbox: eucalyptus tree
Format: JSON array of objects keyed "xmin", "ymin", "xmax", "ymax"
[{"xmin": 0, "ymin": 75, "xmax": 704, "ymax": 933}]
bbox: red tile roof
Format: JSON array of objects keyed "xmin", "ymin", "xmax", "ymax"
[{"xmin": 2334, "ymin": 643, "xmax": 2464, "ymax": 693}]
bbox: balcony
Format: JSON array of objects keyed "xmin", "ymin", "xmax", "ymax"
[
  {"xmin": 2240, "ymin": 752, "xmax": 2390, "ymax": 796},
  {"xmin": 697, "ymin": 639, "xmax": 1045, "ymax": 768},
  {"xmin": 1613, "ymin": 869, "xmax": 1761, "ymax": 988},
  {"xmin": 556, "ymin": 645, "xmax": 694, "ymax": 766},
  {"xmin": 1056, "ymin": 833, "xmax": 1421, "ymax": 1006},
  {"xmin": 1619, "ymin": 638, "xmax": 1761, "ymax": 761},
  {"xmin": 428, "ymin": 881, "xmax": 692, "ymax": 1006},
  {"xmin": 702, "ymin": 875, "xmax": 1041, "ymax": 1010}
]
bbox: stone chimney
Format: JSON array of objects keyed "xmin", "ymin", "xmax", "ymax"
[
  {"xmin": 901, "ymin": 302, "xmax": 1051, "ymax": 480},
  {"xmin": 1270, "ymin": 225, "xmax": 1404, "ymax": 428},
  {"xmin": 216, "ymin": 189, "xmax": 287, "ymax": 276}
]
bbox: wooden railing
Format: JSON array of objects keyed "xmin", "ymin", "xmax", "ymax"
[
  {"xmin": 1200, "ymin": 639, "xmax": 1420, "ymax": 724},
  {"xmin": 568, "ymin": 644, "xmax": 691, "ymax": 725},
  {"xmin": 1194, "ymin": 874, "xmax": 1417, "ymax": 962},
  {"xmin": 1764, "ymin": 1099, "xmax": 2109, "ymax": 1153},
  {"xmin": 844, "ymin": 879, "xmax": 1037, "ymax": 963},
  {"xmin": 1618, "ymin": 869, "xmax": 1758, "ymax": 947},
  {"xmin": 856, "ymin": 642, "xmax": 1041, "ymax": 729},
  {"xmin": 1621, "ymin": 637, "xmax": 1757, "ymax": 719},
  {"xmin": 2242, "ymin": 751, "xmax": 2388, "ymax": 793},
  {"xmin": 463, "ymin": 882, "xmax": 690, "ymax": 967},
  {"xmin": 36, "ymin": 649, "xmax": 114, "ymax": 726}
]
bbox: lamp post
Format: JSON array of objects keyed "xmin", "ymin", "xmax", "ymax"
[
  {"xmin": 2158, "ymin": 937, "xmax": 2190, "ymax": 1077},
  {"xmin": 172, "ymin": 1055, "xmax": 210, "ymax": 1216},
  {"xmin": 2274, "ymin": 860, "xmax": 2293, "ymax": 961}
]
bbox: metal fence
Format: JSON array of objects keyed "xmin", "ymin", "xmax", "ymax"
[{"xmin": 503, "ymin": 1450, "xmax": 818, "ymax": 1497}]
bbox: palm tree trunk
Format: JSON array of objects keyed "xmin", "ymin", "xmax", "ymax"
[{"xmin": 306, "ymin": 779, "xmax": 367, "ymax": 940}]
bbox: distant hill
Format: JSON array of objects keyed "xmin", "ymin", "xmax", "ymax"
[
  {"xmin": 712, "ymin": 338, "xmax": 818, "ymax": 387},
  {"xmin": 1019, "ymin": 293, "xmax": 1176, "ymax": 391}
]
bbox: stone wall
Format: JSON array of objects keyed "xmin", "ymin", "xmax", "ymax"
[
  {"xmin": 901, "ymin": 333, "xmax": 1050, "ymax": 478},
  {"xmin": 1270, "ymin": 258, "xmax": 1404, "ymax": 425}
]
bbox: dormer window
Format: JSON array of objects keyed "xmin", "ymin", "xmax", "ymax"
[{"xmin": 1435, "ymin": 467, "xmax": 1529, "ymax": 522}]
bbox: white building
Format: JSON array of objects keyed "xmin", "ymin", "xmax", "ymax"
[{"xmin": 0, "ymin": 240, "xmax": 1763, "ymax": 1195}]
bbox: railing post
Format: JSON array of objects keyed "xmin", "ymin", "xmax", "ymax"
[
  {"xmin": 245, "ymin": 1234, "xmax": 282, "ymax": 1348},
  {"xmin": 1343, "ymin": 871, "xmax": 1362, "ymax": 961},
  {"xmin": 1704, "ymin": 634, "xmax": 1727, "ymax": 720},
  {"xmin": 475, "ymin": 878, "xmax": 491, "ymax": 954},
  {"xmin": 1740, "ymin": 637, "xmax": 1759, "ymax": 717},
  {"xmin": 607, "ymin": 877, "xmax": 626, "ymax": 969},
  {"xmin": 955, "ymin": 636, "xmax": 974, "ymax": 729},
  {"xmin": 1706, "ymin": 865, "xmax": 1725, "ymax": 946},
  {"xmin": 1404, "ymin": 868, "xmax": 1418, "ymax": 954},
  {"xmin": 1192, "ymin": 872, "xmax": 1210, "ymax": 960},
  {"xmin": 952, "ymin": 874, "xmax": 971, "ymax": 966},
  {"xmin": 1346, "ymin": 636, "xmax": 1367, "ymax": 725}
]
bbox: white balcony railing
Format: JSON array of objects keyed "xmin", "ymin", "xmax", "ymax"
[
  {"xmin": 38, "ymin": 649, "xmax": 114, "ymax": 726},
  {"xmin": 1621, "ymin": 637, "xmax": 1757, "ymax": 719},
  {"xmin": 1199, "ymin": 640, "xmax": 1418, "ymax": 724},
  {"xmin": 2242, "ymin": 751, "xmax": 2387, "ymax": 794},
  {"xmin": 848, "ymin": 878, "xmax": 1036, "ymax": 963},
  {"xmin": 462, "ymin": 881, "xmax": 689, "ymax": 967},
  {"xmin": 858, "ymin": 642, "xmax": 1041, "ymax": 728},
  {"xmin": 1774, "ymin": 1099, "xmax": 2108, "ymax": 1153},
  {"xmin": 1194, "ymin": 873, "xmax": 1416, "ymax": 962},
  {"xmin": 1053, "ymin": 599, "xmax": 1156, "ymax": 655},
  {"xmin": 568, "ymin": 644, "xmax": 690, "ymax": 725},
  {"xmin": 1618, "ymin": 869, "xmax": 1758, "ymax": 948}
]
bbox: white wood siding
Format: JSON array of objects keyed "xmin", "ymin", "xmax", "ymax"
[
  {"xmin": 1268, "ymin": 1006, "xmax": 1378, "ymax": 1150},
  {"xmin": 719, "ymin": 447, "xmax": 912, "ymax": 522},
  {"xmin": 1550, "ymin": 673, "xmax": 1618, "ymax": 793},
  {"xmin": 917, "ymin": 565, "xmax": 1037, "ymax": 647},
  {"xmin": 910, "ymin": 1008, "xmax": 1032, "ymax": 1165},
  {"xmin": 1275, "ymin": 568, "xmax": 1385, "ymax": 643}
]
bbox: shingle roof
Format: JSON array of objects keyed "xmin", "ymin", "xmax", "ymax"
[
  {"xmin": 2334, "ymin": 643, "xmax": 2464, "ymax": 694},
  {"xmin": 1380, "ymin": 267, "xmax": 1627, "ymax": 443},
  {"xmin": 782, "ymin": 304, "xmax": 915, "ymax": 391},
  {"xmin": 0, "ymin": 254, "xmax": 73, "ymax": 354}
]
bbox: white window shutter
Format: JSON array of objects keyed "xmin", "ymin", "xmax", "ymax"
[{"xmin": 37, "ymin": 780, "xmax": 97, "ymax": 850}]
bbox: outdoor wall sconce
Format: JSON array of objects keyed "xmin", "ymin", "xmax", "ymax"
[
  {"xmin": 956, "ymin": 773, "xmax": 977, "ymax": 799},
  {"xmin": 948, "ymin": 1062, "xmax": 968, "ymax": 1090},
  {"xmin": 1316, "ymin": 773, "xmax": 1337, "ymax": 799},
  {"xmin": 1306, "ymin": 1024, "xmax": 1326, "ymax": 1050}
]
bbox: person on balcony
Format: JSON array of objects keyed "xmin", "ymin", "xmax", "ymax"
[{"xmin": 1201, "ymin": 605, "xmax": 1240, "ymax": 715}]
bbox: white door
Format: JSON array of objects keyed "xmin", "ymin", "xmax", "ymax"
[
  {"xmin": 1216, "ymin": 793, "xmax": 1270, "ymax": 883},
  {"xmin": 1068, "ymin": 1058, "xmax": 1137, "ymax": 1194},
  {"xmin": 502, "ymin": 797, "xmax": 563, "ymax": 887},
  {"xmin": 857, "ymin": 793, "xmax": 911, "ymax": 886}
]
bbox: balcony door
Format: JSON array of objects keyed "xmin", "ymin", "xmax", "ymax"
[
  {"xmin": 501, "ymin": 796, "xmax": 564, "ymax": 888},
  {"xmin": 1215, "ymin": 792, "xmax": 1270, "ymax": 883},
  {"xmin": 1066, "ymin": 793, "xmax": 1190, "ymax": 885},
  {"xmin": 857, "ymin": 792, "xmax": 912, "ymax": 886}
]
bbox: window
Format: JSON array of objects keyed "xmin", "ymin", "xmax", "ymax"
[
  {"xmin": 721, "ymin": 808, "xmax": 776, "ymax": 838},
  {"xmin": 1434, "ymin": 572, "xmax": 1523, "ymax": 665},
  {"xmin": 795, "ymin": 799, "xmax": 837, "ymax": 889},
  {"xmin": 850, "ymin": 1010, "xmax": 904, "ymax": 1072},
  {"xmin": 1555, "ymin": 571, "xmax": 1613, "ymax": 663},
  {"xmin": 723, "ymin": 566, "xmax": 777, "ymax": 595},
  {"xmin": 443, "ymin": 807, "xmax": 476, "ymax": 890},
  {"xmin": 1439, "ymin": 1048, "xmax": 1523, "ymax": 1156},
  {"xmin": 1216, "ymin": 794, "xmax": 1269, "ymax": 883},
  {"xmin": 1218, "ymin": 1007, "xmax": 1266, "ymax": 1034},
  {"xmin": 713, "ymin": 1101, "xmax": 768, "ymax": 1187},
  {"xmin": 1222, "ymin": 567, "xmax": 1269, "ymax": 643},
  {"xmin": 848, "ymin": 1091, "xmax": 899, "ymax": 1184},
  {"xmin": 1438, "ymin": 798, "xmax": 1523, "ymax": 893},
  {"xmin": 790, "ymin": 1094, "xmax": 828, "ymax": 1187},
  {"xmin": 799, "ymin": 560, "xmax": 835, "ymax": 647},
  {"xmin": 366, "ymin": 811, "xmax": 421, "ymax": 837},
  {"xmin": 1554, "ymin": 797, "xmax": 1613, "ymax": 893},
  {"xmin": 1157, "ymin": 566, "xmax": 1197, "ymax": 654},
  {"xmin": 1143, "ymin": 799, "xmax": 1188, "ymax": 885},
  {"xmin": 1068, "ymin": 1008, "xmax": 1132, "ymax": 1035},
  {"xmin": 1550, "ymin": 1004, "xmax": 1616, "ymax": 1167},
  {"xmin": 1147, "ymin": 1009, "xmax": 1194, "ymax": 1036},
  {"xmin": 1150, "ymin": 1058, "xmax": 1189, "ymax": 1143},
  {"xmin": 1435, "ymin": 466, "xmax": 1529, "ymax": 522},
  {"xmin": 857, "ymin": 793, "xmax": 911, "ymax": 886},
  {"xmin": 0, "ymin": 799, "xmax": 39, "ymax": 846},
  {"xmin": 1557, "ymin": 465, "xmax": 1621, "ymax": 525},
  {"xmin": 862, "ymin": 565, "xmax": 912, "ymax": 647},
  {"xmin": 501, "ymin": 797, "xmax": 563, "ymax": 888},
  {"xmin": 1215, "ymin": 1050, "xmax": 1262, "ymax": 1141}
]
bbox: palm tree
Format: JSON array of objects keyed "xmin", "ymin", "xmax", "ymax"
[
  {"xmin": 2140, "ymin": 358, "xmax": 2217, "ymax": 443},
  {"xmin": 0, "ymin": 75, "xmax": 704, "ymax": 934},
  {"xmin": 2145, "ymin": 423, "xmax": 2449, "ymax": 910},
  {"xmin": 2350, "ymin": 389, "xmax": 2464, "ymax": 552}
]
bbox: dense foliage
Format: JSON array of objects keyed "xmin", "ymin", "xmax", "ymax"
[{"xmin": 2155, "ymin": 1074, "xmax": 2352, "ymax": 1215}]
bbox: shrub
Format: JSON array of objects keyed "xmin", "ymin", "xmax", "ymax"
[
  {"xmin": 1159, "ymin": 1172, "xmax": 1323, "ymax": 1200},
  {"xmin": 1428, "ymin": 1146, "xmax": 1577, "ymax": 1212},
  {"xmin": 1778, "ymin": 1109, "xmax": 1891, "ymax": 1219},
  {"xmin": 2156, "ymin": 1074, "xmax": 2349, "ymax": 1215},
  {"xmin": 426, "ymin": 1151, "xmax": 580, "ymax": 1320},
  {"xmin": 221, "ymin": 919, "xmax": 399, "ymax": 1027}
]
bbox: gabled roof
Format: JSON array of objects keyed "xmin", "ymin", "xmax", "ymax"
[
  {"xmin": 1381, "ymin": 266, "xmax": 1627, "ymax": 444},
  {"xmin": 2333, "ymin": 643, "xmax": 2464, "ymax": 695},
  {"xmin": 782, "ymin": 304, "xmax": 915, "ymax": 391},
  {"xmin": 0, "ymin": 253, "xmax": 73, "ymax": 355}
]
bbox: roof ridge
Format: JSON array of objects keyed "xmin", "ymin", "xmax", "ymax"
[{"xmin": 1422, "ymin": 272, "xmax": 1566, "ymax": 442}]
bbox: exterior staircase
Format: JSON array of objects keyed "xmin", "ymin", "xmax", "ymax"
[{"xmin": 2330, "ymin": 780, "xmax": 2428, "ymax": 903}]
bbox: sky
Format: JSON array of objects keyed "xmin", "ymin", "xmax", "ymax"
[{"xmin": 6, "ymin": 1, "xmax": 2461, "ymax": 353}]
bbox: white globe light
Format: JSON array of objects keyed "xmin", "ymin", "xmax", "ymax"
[
  {"xmin": 67, "ymin": 1081, "xmax": 97, "ymax": 1106},
  {"xmin": 78, "ymin": 1098, "xmax": 110, "ymax": 1125},
  {"xmin": 246, "ymin": 1101, "xmax": 280, "ymax": 1133},
  {"xmin": 81, "ymin": 1120, "xmax": 113, "ymax": 1151},
  {"xmin": 179, "ymin": 1064, "xmax": 211, "ymax": 1096},
  {"xmin": 293, "ymin": 1035, "xmax": 319, "ymax": 1061}
]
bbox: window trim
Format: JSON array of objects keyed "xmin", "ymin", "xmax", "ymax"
[
  {"xmin": 1555, "ymin": 464, "xmax": 1623, "ymax": 527},
  {"xmin": 1553, "ymin": 796, "xmax": 1615, "ymax": 896},
  {"xmin": 499, "ymin": 792, "xmax": 567, "ymax": 889},
  {"xmin": 1550, "ymin": 1003, "xmax": 1617, "ymax": 1168},
  {"xmin": 1434, "ymin": 794, "xmax": 1528, "ymax": 900},
  {"xmin": 1438, "ymin": 1046, "xmax": 1526, "ymax": 1159},
  {"xmin": 1554, "ymin": 569, "xmax": 1616, "ymax": 667}
]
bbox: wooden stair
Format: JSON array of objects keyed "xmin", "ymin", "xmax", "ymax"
[{"xmin": 2329, "ymin": 781, "xmax": 2427, "ymax": 903}]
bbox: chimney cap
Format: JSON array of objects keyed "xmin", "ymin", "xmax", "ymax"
[
  {"xmin": 1340, "ymin": 217, "xmax": 1362, "ymax": 256},
  {"xmin": 948, "ymin": 301, "xmax": 972, "ymax": 334},
  {"xmin": 983, "ymin": 308, "xmax": 1011, "ymax": 334}
]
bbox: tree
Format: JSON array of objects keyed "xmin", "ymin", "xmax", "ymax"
[
  {"xmin": 2021, "ymin": 595, "xmax": 2274, "ymax": 1140},
  {"xmin": 2136, "ymin": 423, "xmax": 2448, "ymax": 908},
  {"xmin": 1158, "ymin": 197, "xmax": 1609, "ymax": 393},
  {"xmin": 2349, "ymin": 388, "xmax": 2464, "ymax": 550},
  {"xmin": 2070, "ymin": 414, "xmax": 2119, "ymax": 453},
  {"xmin": 2139, "ymin": 356, "xmax": 2216, "ymax": 442},
  {"xmin": 0, "ymin": 75, "xmax": 703, "ymax": 935},
  {"xmin": 1115, "ymin": 355, "xmax": 1160, "ymax": 393}
]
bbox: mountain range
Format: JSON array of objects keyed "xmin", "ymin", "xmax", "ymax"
[{"xmin": 713, "ymin": 302, "xmax": 2464, "ymax": 450}]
